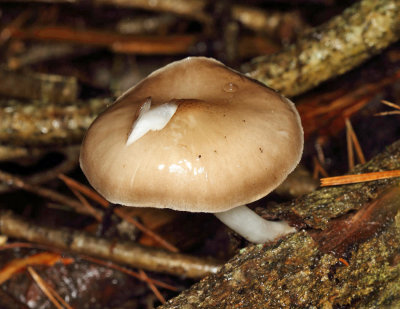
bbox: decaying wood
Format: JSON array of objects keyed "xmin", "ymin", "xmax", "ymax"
[
  {"xmin": 159, "ymin": 139, "xmax": 400, "ymax": 308},
  {"xmin": 247, "ymin": 0, "xmax": 400, "ymax": 97},
  {"xmin": 0, "ymin": 98, "xmax": 109, "ymax": 146},
  {"xmin": 0, "ymin": 211, "xmax": 222, "ymax": 279},
  {"xmin": 0, "ymin": 69, "xmax": 78, "ymax": 104},
  {"xmin": 260, "ymin": 139, "xmax": 400, "ymax": 229}
]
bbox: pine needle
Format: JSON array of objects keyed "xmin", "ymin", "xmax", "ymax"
[{"xmin": 321, "ymin": 170, "xmax": 400, "ymax": 186}]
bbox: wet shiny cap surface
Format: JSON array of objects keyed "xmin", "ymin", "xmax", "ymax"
[{"xmin": 79, "ymin": 57, "xmax": 303, "ymax": 212}]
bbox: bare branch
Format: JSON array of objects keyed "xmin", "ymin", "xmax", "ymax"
[{"xmin": 0, "ymin": 211, "xmax": 222, "ymax": 279}]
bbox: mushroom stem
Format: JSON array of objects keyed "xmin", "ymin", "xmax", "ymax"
[{"xmin": 214, "ymin": 205, "xmax": 296, "ymax": 243}]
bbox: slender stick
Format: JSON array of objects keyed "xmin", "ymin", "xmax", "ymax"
[
  {"xmin": 320, "ymin": 170, "xmax": 400, "ymax": 186},
  {"xmin": 375, "ymin": 100, "xmax": 400, "ymax": 116},
  {"xmin": 27, "ymin": 267, "xmax": 65, "ymax": 309},
  {"xmin": 381, "ymin": 100, "xmax": 400, "ymax": 110},
  {"xmin": 82, "ymin": 255, "xmax": 178, "ymax": 291},
  {"xmin": 0, "ymin": 170, "xmax": 103, "ymax": 218},
  {"xmin": 375, "ymin": 110, "xmax": 400, "ymax": 116},
  {"xmin": 345, "ymin": 118, "xmax": 355, "ymax": 171},
  {"xmin": 69, "ymin": 187, "xmax": 103, "ymax": 222},
  {"xmin": 313, "ymin": 156, "xmax": 329, "ymax": 179},
  {"xmin": 9, "ymin": 26, "xmax": 197, "ymax": 55},
  {"xmin": 39, "ymin": 280, "xmax": 74, "ymax": 309},
  {"xmin": 0, "ymin": 242, "xmax": 178, "ymax": 291},
  {"xmin": 58, "ymin": 174, "xmax": 108, "ymax": 207},
  {"xmin": 139, "ymin": 269, "xmax": 166, "ymax": 304},
  {"xmin": 0, "ymin": 211, "xmax": 221, "ymax": 279},
  {"xmin": 345, "ymin": 118, "xmax": 366, "ymax": 165},
  {"xmin": 59, "ymin": 174, "xmax": 179, "ymax": 253}
]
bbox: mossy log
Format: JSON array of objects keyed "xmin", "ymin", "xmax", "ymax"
[{"xmin": 159, "ymin": 140, "xmax": 400, "ymax": 308}]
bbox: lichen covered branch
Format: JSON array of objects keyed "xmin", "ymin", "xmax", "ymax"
[
  {"xmin": 0, "ymin": 98, "xmax": 109, "ymax": 146},
  {"xmin": 247, "ymin": 0, "xmax": 400, "ymax": 97}
]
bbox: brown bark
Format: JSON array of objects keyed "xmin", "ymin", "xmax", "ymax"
[
  {"xmin": 261, "ymin": 139, "xmax": 400, "ymax": 229},
  {"xmin": 159, "ymin": 139, "xmax": 400, "ymax": 308}
]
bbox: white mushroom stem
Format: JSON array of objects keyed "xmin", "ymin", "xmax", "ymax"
[{"xmin": 214, "ymin": 205, "xmax": 296, "ymax": 243}]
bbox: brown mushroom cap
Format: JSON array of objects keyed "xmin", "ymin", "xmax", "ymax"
[{"xmin": 80, "ymin": 57, "xmax": 303, "ymax": 213}]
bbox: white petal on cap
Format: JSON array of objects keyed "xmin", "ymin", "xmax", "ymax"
[
  {"xmin": 80, "ymin": 57, "xmax": 303, "ymax": 213},
  {"xmin": 126, "ymin": 98, "xmax": 178, "ymax": 146}
]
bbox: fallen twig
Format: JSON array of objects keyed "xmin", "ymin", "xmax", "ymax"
[
  {"xmin": 0, "ymin": 169, "xmax": 103, "ymax": 218},
  {"xmin": 375, "ymin": 100, "xmax": 400, "ymax": 116},
  {"xmin": 9, "ymin": 26, "xmax": 197, "ymax": 55},
  {"xmin": 248, "ymin": 0, "xmax": 400, "ymax": 97},
  {"xmin": 59, "ymin": 174, "xmax": 179, "ymax": 253},
  {"xmin": 0, "ymin": 242, "xmax": 178, "ymax": 291},
  {"xmin": 27, "ymin": 267, "xmax": 69, "ymax": 309},
  {"xmin": 0, "ymin": 252, "xmax": 74, "ymax": 285},
  {"xmin": 345, "ymin": 118, "xmax": 366, "ymax": 171},
  {"xmin": 82, "ymin": 255, "xmax": 178, "ymax": 291},
  {"xmin": 139, "ymin": 269, "xmax": 166, "ymax": 304},
  {"xmin": 0, "ymin": 211, "xmax": 222, "ymax": 279},
  {"xmin": 0, "ymin": 98, "xmax": 109, "ymax": 146},
  {"xmin": 320, "ymin": 170, "xmax": 400, "ymax": 187}
]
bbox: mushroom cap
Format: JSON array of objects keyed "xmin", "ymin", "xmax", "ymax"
[{"xmin": 80, "ymin": 57, "xmax": 303, "ymax": 213}]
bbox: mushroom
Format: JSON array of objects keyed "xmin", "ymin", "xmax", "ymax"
[{"xmin": 80, "ymin": 57, "xmax": 303, "ymax": 243}]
